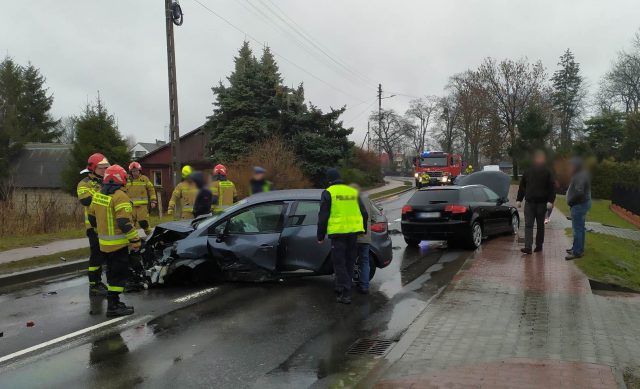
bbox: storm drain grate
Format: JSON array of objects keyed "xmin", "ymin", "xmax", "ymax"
[{"xmin": 346, "ymin": 338, "xmax": 394, "ymax": 357}]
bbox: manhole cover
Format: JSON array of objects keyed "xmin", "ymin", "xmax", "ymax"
[{"xmin": 346, "ymin": 338, "xmax": 394, "ymax": 357}]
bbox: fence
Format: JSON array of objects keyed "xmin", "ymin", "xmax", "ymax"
[{"xmin": 612, "ymin": 184, "xmax": 640, "ymax": 216}]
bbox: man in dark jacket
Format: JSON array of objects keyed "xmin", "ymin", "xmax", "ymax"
[
  {"xmin": 249, "ymin": 166, "xmax": 273, "ymax": 195},
  {"xmin": 191, "ymin": 171, "xmax": 213, "ymax": 218},
  {"xmin": 317, "ymin": 168, "xmax": 368, "ymax": 304},
  {"xmin": 565, "ymin": 157, "xmax": 591, "ymax": 260},
  {"xmin": 516, "ymin": 150, "xmax": 555, "ymax": 254}
]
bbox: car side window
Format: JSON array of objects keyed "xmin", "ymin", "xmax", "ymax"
[
  {"xmin": 288, "ymin": 201, "xmax": 320, "ymax": 226},
  {"xmin": 226, "ymin": 203, "xmax": 285, "ymax": 234},
  {"xmin": 483, "ymin": 187, "xmax": 500, "ymax": 202},
  {"xmin": 472, "ymin": 187, "xmax": 489, "ymax": 202}
]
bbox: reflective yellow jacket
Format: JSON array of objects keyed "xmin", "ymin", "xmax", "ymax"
[
  {"xmin": 77, "ymin": 174, "xmax": 102, "ymax": 229},
  {"xmin": 125, "ymin": 174, "xmax": 156, "ymax": 206},
  {"xmin": 89, "ymin": 189, "xmax": 140, "ymax": 253},
  {"xmin": 168, "ymin": 180, "xmax": 198, "ymax": 216},
  {"xmin": 210, "ymin": 179, "xmax": 237, "ymax": 211}
]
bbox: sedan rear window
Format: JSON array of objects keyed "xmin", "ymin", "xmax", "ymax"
[{"xmin": 409, "ymin": 189, "xmax": 459, "ymax": 204}]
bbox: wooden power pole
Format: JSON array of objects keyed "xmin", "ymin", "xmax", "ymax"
[{"xmin": 165, "ymin": 0, "xmax": 183, "ymax": 187}]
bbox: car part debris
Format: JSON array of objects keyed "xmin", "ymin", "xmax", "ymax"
[{"xmin": 26, "ymin": 321, "xmax": 35, "ymax": 327}]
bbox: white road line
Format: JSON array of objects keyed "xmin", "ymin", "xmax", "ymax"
[
  {"xmin": 0, "ymin": 316, "xmax": 130, "ymax": 364},
  {"xmin": 172, "ymin": 287, "xmax": 218, "ymax": 303}
]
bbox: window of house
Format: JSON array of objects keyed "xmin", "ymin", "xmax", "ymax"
[
  {"xmin": 135, "ymin": 150, "xmax": 146, "ymax": 158},
  {"xmin": 152, "ymin": 170, "xmax": 162, "ymax": 186}
]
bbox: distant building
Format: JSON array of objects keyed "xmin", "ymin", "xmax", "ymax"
[
  {"xmin": 11, "ymin": 142, "xmax": 77, "ymax": 210},
  {"xmin": 136, "ymin": 126, "xmax": 212, "ymax": 209},
  {"xmin": 130, "ymin": 140, "xmax": 167, "ymax": 159}
]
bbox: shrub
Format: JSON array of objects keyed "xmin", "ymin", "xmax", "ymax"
[
  {"xmin": 340, "ymin": 148, "xmax": 383, "ymax": 188},
  {"xmin": 226, "ymin": 136, "xmax": 311, "ymax": 198}
]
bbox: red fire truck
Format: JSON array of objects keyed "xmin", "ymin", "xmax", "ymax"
[{"xmin": 414, "ymin": 151, "xmax": 463, "ymax": 188}]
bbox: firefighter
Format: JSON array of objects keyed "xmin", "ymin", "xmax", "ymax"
[
  {"xmin": 88, "ymin": 165, "xmax": 140, "ymax": 317},
  {"xmin": 249, "ymin": 166, "xmax": 273, "ymax": 195},
  {"xmin": 125, "ymin": 162, "xmax": 157, "ymax": 236},
  {"xmin": 418, "ymin": 172, "xmax": 431, "ymax": 188},
  {"xmin": 210, "ymin": 164, "xmax": 237, "ymax": 213},
  {"xmin": 77, "ymin": 153, "xmax": 110, "ymax": 296},
  {"xmin": 316, "ymin": 168, "xmax": 368, "ymax": 304},
  {"xmin": 168, "ymin": 165, "xmax": 198, "ymax": 219},
  {"xmin": 465, "ymin": 164, "xmax": 474, "ymax": 175}
]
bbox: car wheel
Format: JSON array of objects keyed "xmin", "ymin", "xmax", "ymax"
[
  {"xmin": 510, "ymin": 214, "xmax": 519, "ymax": 235},
  {"xmin": 465, "ymin": 222, "xmax": 482, "ymax": 250},
  {"xmin": 404, "ymin": 237, "xmax": 420, "ymax": 247}
]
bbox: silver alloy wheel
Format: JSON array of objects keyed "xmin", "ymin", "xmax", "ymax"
[
  {"xmin": 512, "ymin": 214, "xmax": 519, "ymax": 234},
  {"xmin": 472, "ymin": 223, "xmax": 482, "ymax": 247}
]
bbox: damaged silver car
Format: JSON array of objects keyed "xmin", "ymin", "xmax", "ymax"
[{"xmin": 139, "ymin": 189, "xmax": 393, "ymax": 286}]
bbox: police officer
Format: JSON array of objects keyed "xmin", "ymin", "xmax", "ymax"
[
  {"xmin": 317, "ymin": 168, "xmax": 368, "ymax": 304},
  {"xmin": 77, "ymin": 153, "xmax": 110, "ymax": 296},
  {"xmin": 126, "ymin": 162, "xmax": 157, "ymax": 235},
  {"xmin": 168, "ymin": 165, "xmax": 198, "ymax": 219},
  {"xmin": 249, "ymin": 166, "xmax": 273, "ymax": 195},
  {"xmin": 88, "ymin": 165, "xmax": 140, "ymax": 317},
  {"xmin": 210, "ymin": 164, "xmax": 237, "ymax": 213}
]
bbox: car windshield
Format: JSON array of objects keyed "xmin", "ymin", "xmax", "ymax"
[
  {"xmin": 194, "ymin": 199, "xmax": 249, "ymax": 231},
  {"xmin": 420, "ymin": 157, "xmax": 448, "ymax": 167},
  {"xmin": 409, "ymin": 189, "xmax": 459, "ymax": 204}
]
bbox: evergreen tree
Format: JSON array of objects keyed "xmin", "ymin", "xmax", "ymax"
[
  {"xmin": 583, "ymin": 110, "xmax": 625, "ymax": 162},
  {"xmin": 514, "ymin": 105, "xmax": 552, "ymax": 169},
  {"xmin": 62, "ymin": 97, "xmax": 130, "ymax": 194},
  {"xmin": 621, "ymin": 112, "xmax": 640, "ymax": 161},
  {"xmin": 551, "ymin": 49, "xmax": 584, "ymax": 151},
  {"xmin": 20, "ymin": 63, "xmax": 60, "ymax": 142}
]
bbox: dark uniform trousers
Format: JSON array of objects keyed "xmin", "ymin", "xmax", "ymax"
[
  {"xmin": 105, "ymin": 247, "xmax": 131, "ymax": 292},
  {"xmin": 331, "ymin": 234, "xmax": 358, "ymax": 292},
  {"xmin": 86, "ymin": 228, "xmax": 106, "ymax": 285},
  {"xmin": 524, "ymin": 201, "xmax": 547, "ymax": 249}
]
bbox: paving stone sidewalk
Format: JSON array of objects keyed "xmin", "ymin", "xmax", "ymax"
[
  {"xmin": 375, "ymin": 203, "xmax": 640, "ymax": 388},
  {"xmin": 554, "ymin": 215, "xmax": 640, "ymax": 242}
]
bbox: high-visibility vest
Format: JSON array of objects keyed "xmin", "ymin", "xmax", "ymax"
[
  {"xmin": 249, "ymin": 180, "xmax": 272, "ymax": 195},
  {"xmin": 211, "ymin": 179, "xmax": 236, "ymax": 211},
  {"xmin": 326, "ymin": 184, "xmax": 365, "ymax": 235},
  {"xmin": 91, "ymin": 190, "xmax": 139, "ymax": 252},
  {"xmin": 168, "ymin": 181, "xmax": 198, "ymax": 215},
  {"xmin": 77, "ymin": 174, "xmax": 101, "ymax": 229},
  {"xmin": 125, "ymin": 174, "xmax": 156, "ymax": 206}
]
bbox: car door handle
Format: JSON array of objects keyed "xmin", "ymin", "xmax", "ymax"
[{"xmin": 259, "ymin": 244, "xmax": 274, "ymax": 250}]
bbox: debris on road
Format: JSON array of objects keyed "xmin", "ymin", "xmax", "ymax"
[
  {"xmin": 0, "ymin": 331, "xmax": 4, "ymax": 337},
  {"xmin": 26, "ymin": 321, "xmax": 35, "ymax": 327},
  {"xmin": 60, "ymin": 257, "xmax": 66, "ymax": 262}
]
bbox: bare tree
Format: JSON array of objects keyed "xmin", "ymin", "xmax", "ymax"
[
  {"xmin": 477, "ymin": 57, "xmax": 547, "ymax": 177},
  {"xmin": 370, "ymin": 109, "xmax": 405, "ymax": 172},
  {"xmin": 55, "ymin": 116, "xmax": 78, "ymax": 144},
  {"xmin": 404, "ymin": 96, "xmax": 440, "ymax": 156},
  {"xmin": 599, "ymin": 31, "xmax": 640, "ymax": 113},
  {"xmin": 435, "ymin": 95, "xmax": 459, "ymax": 154}
]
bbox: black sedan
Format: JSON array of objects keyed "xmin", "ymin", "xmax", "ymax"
[
  {"xmin": 401, "ymin": 173, "xmax": 519, "ymax": 249},
  {"xmin": 140, "ymin": 189, "xmax": 393, "ymax": 286}
]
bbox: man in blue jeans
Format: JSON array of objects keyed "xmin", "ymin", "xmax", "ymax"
[
  {"xmin": 565, "ymin": 157, "xmax": 592, "ymax": 260},
  {"xmin": 351, "ymin": 184, "xmax": 374, "ymax": 294}
]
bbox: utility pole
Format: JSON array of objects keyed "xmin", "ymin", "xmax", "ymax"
[
  {"xmin": 377, "ymin": 83, "xmax": 382, "ymax": 157},
  {"xmin": 165, "ymin": 0, "xmax": 183, "ymax": 187}
]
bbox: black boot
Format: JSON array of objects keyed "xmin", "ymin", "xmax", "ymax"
[
  {"xmin": 106, "ymin": 294, "xmax": 134, "ymax": 317},
  {"xmin": 89, "ymin": 282, "xmax": 108, "ymax": 297},
  {"xmin": 336, "ymin": 290, "xmax": 352, "ymax": 304}
]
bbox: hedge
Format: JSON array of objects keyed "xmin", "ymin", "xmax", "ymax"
[{"xmin": 591, "ymin": 159, "xmax": 640, "ymax": 199}]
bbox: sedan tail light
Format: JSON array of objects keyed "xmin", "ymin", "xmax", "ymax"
[
  {"xmin": 445, "ymin": 204, "xmax": 468, "ymax": 214},
  {"xmin": 370, "ymin": 222, "xmax": 387, "ymax": 233},
  {"xmin": 401, "ymin": 205, "xmax": 413, "ymax": 215}
]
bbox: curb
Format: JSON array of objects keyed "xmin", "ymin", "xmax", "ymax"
[
  {"xmin": 0, "ymin": 259, "xmax": 88, "ymax": 289},
  {"xmin": 371, "ymin": 186, "xmax": 415, "ymax": 203}
]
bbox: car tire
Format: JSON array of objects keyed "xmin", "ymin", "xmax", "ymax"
[
  {"xmin": 510, "ymin": 214, "xmax": 519, "ymax": 235},
  {"xmin": 465, "ymin": 222, "xmax": 482, "ymax": 250},
  {"xmin": 404, "ymin": 237, "xmax": 420, "ymax": 247}
]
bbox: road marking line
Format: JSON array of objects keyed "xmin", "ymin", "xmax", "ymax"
[
  {"xmin": 0, "ymin": 316, "xmax": 130, "ymax": 364},
  {"xmin": 172, "ymin": 287, "xmax": 217, "ymax": 303}
]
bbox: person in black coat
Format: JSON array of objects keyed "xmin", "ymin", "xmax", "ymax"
[{"xmin": 190, "ymin": 171, "xmax": 213, "ymax": 218}]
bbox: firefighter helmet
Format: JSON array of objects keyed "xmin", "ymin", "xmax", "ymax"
[
  {"xmin": 181, "ymin": 165, "xmax": 193, "ymax": 178},
  {"xmin": 87, "ymin": 153, "xmax": 110, "ymax": 173},
  {"xmin": 213, "ymin": 164, "xmax": 227, "ymax": 176},
  {"xmin": 103, "ymin": 165, "xmax": 128, "ymax": 185},
  {"xmin": 128, "ymin": 161, "xmax": 142, "ymax": 171}
]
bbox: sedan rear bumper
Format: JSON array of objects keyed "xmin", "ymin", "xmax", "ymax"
[{"xmin": 401, "ymin": 220, "xmax": 469, "ymax": 240}]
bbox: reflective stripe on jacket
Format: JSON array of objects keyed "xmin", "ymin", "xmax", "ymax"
[
  {"xmin": 90, "ymin": 190, "xmax": 139, "ymax": 252},
  {"xmin": 211, "ymin": 179, "xmax": 237, "ymax": 210},
  {"xmin": 77, "ymin": 175, "xmax": 101, "ymax": 228},
  {"xmin": 326, "ymin": 184, "xmax": 365, "ymax": 235},
  {"xmin": 168, "ymin": 181, "xmax": 198, "ymax": 215},
  {"xmin": 125, "ymin": 174, "xmax": 156, "ymax": 206}
]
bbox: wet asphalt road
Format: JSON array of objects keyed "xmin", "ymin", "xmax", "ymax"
[{"xmin": 0, "ymin": 189, "xmax": 470, "ymax": 389}]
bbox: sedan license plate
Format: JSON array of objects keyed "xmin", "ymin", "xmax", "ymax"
[{"xmin": 417, "ymin": 212, "xmax": 440, "ymax": 219}]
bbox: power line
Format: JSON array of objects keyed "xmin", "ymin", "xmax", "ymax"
[
  {"xmin": 191, "ymin": 0, "xmax": 367, "ymax": 103},
  {"xmin": 344, "ymin": 99, "xmax": 376, "ymax": 126}
]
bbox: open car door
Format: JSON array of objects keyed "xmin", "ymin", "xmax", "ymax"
[{"xmin": 207, "ymin": 202, "xmax": 287, "ymax": 273}]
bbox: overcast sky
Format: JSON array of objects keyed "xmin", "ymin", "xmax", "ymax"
[{"xmin": 3, "ymin": 0, "xmax": 640, "ymax": 147}]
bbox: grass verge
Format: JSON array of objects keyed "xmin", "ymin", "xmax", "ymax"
[
  {"xmin": 370, "ymin": 185, "xmax": 413, "ymax": 200},
  {"xmin": 555, "ymin": 195, "xmax": 638, "ymax": 230},
  {"xmin": 0, "ymin": 214, "xmax": 174, "ymax": 252},
  {"xmin": 566, "ymin": 228, "xmax": 640, "ymax": 291},
  {"xmin": 0, "ymin": 247, "xmax": 90, "ymax": 276}
]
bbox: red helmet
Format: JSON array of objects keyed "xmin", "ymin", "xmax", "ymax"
[
  {"xmin": 128, "ymin": 161, "xmax": 142, "ymax": 171},
  {"xmin": 213, "ymin": 164, "xmax": 227, "ymax": 175},
  {"xmin": 87, "ymin": 153, "xmax": 109, "ymax": 172},
  {"xmin": 103, "ymin": 165, "xmax": 128, "ymax": 185}
]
